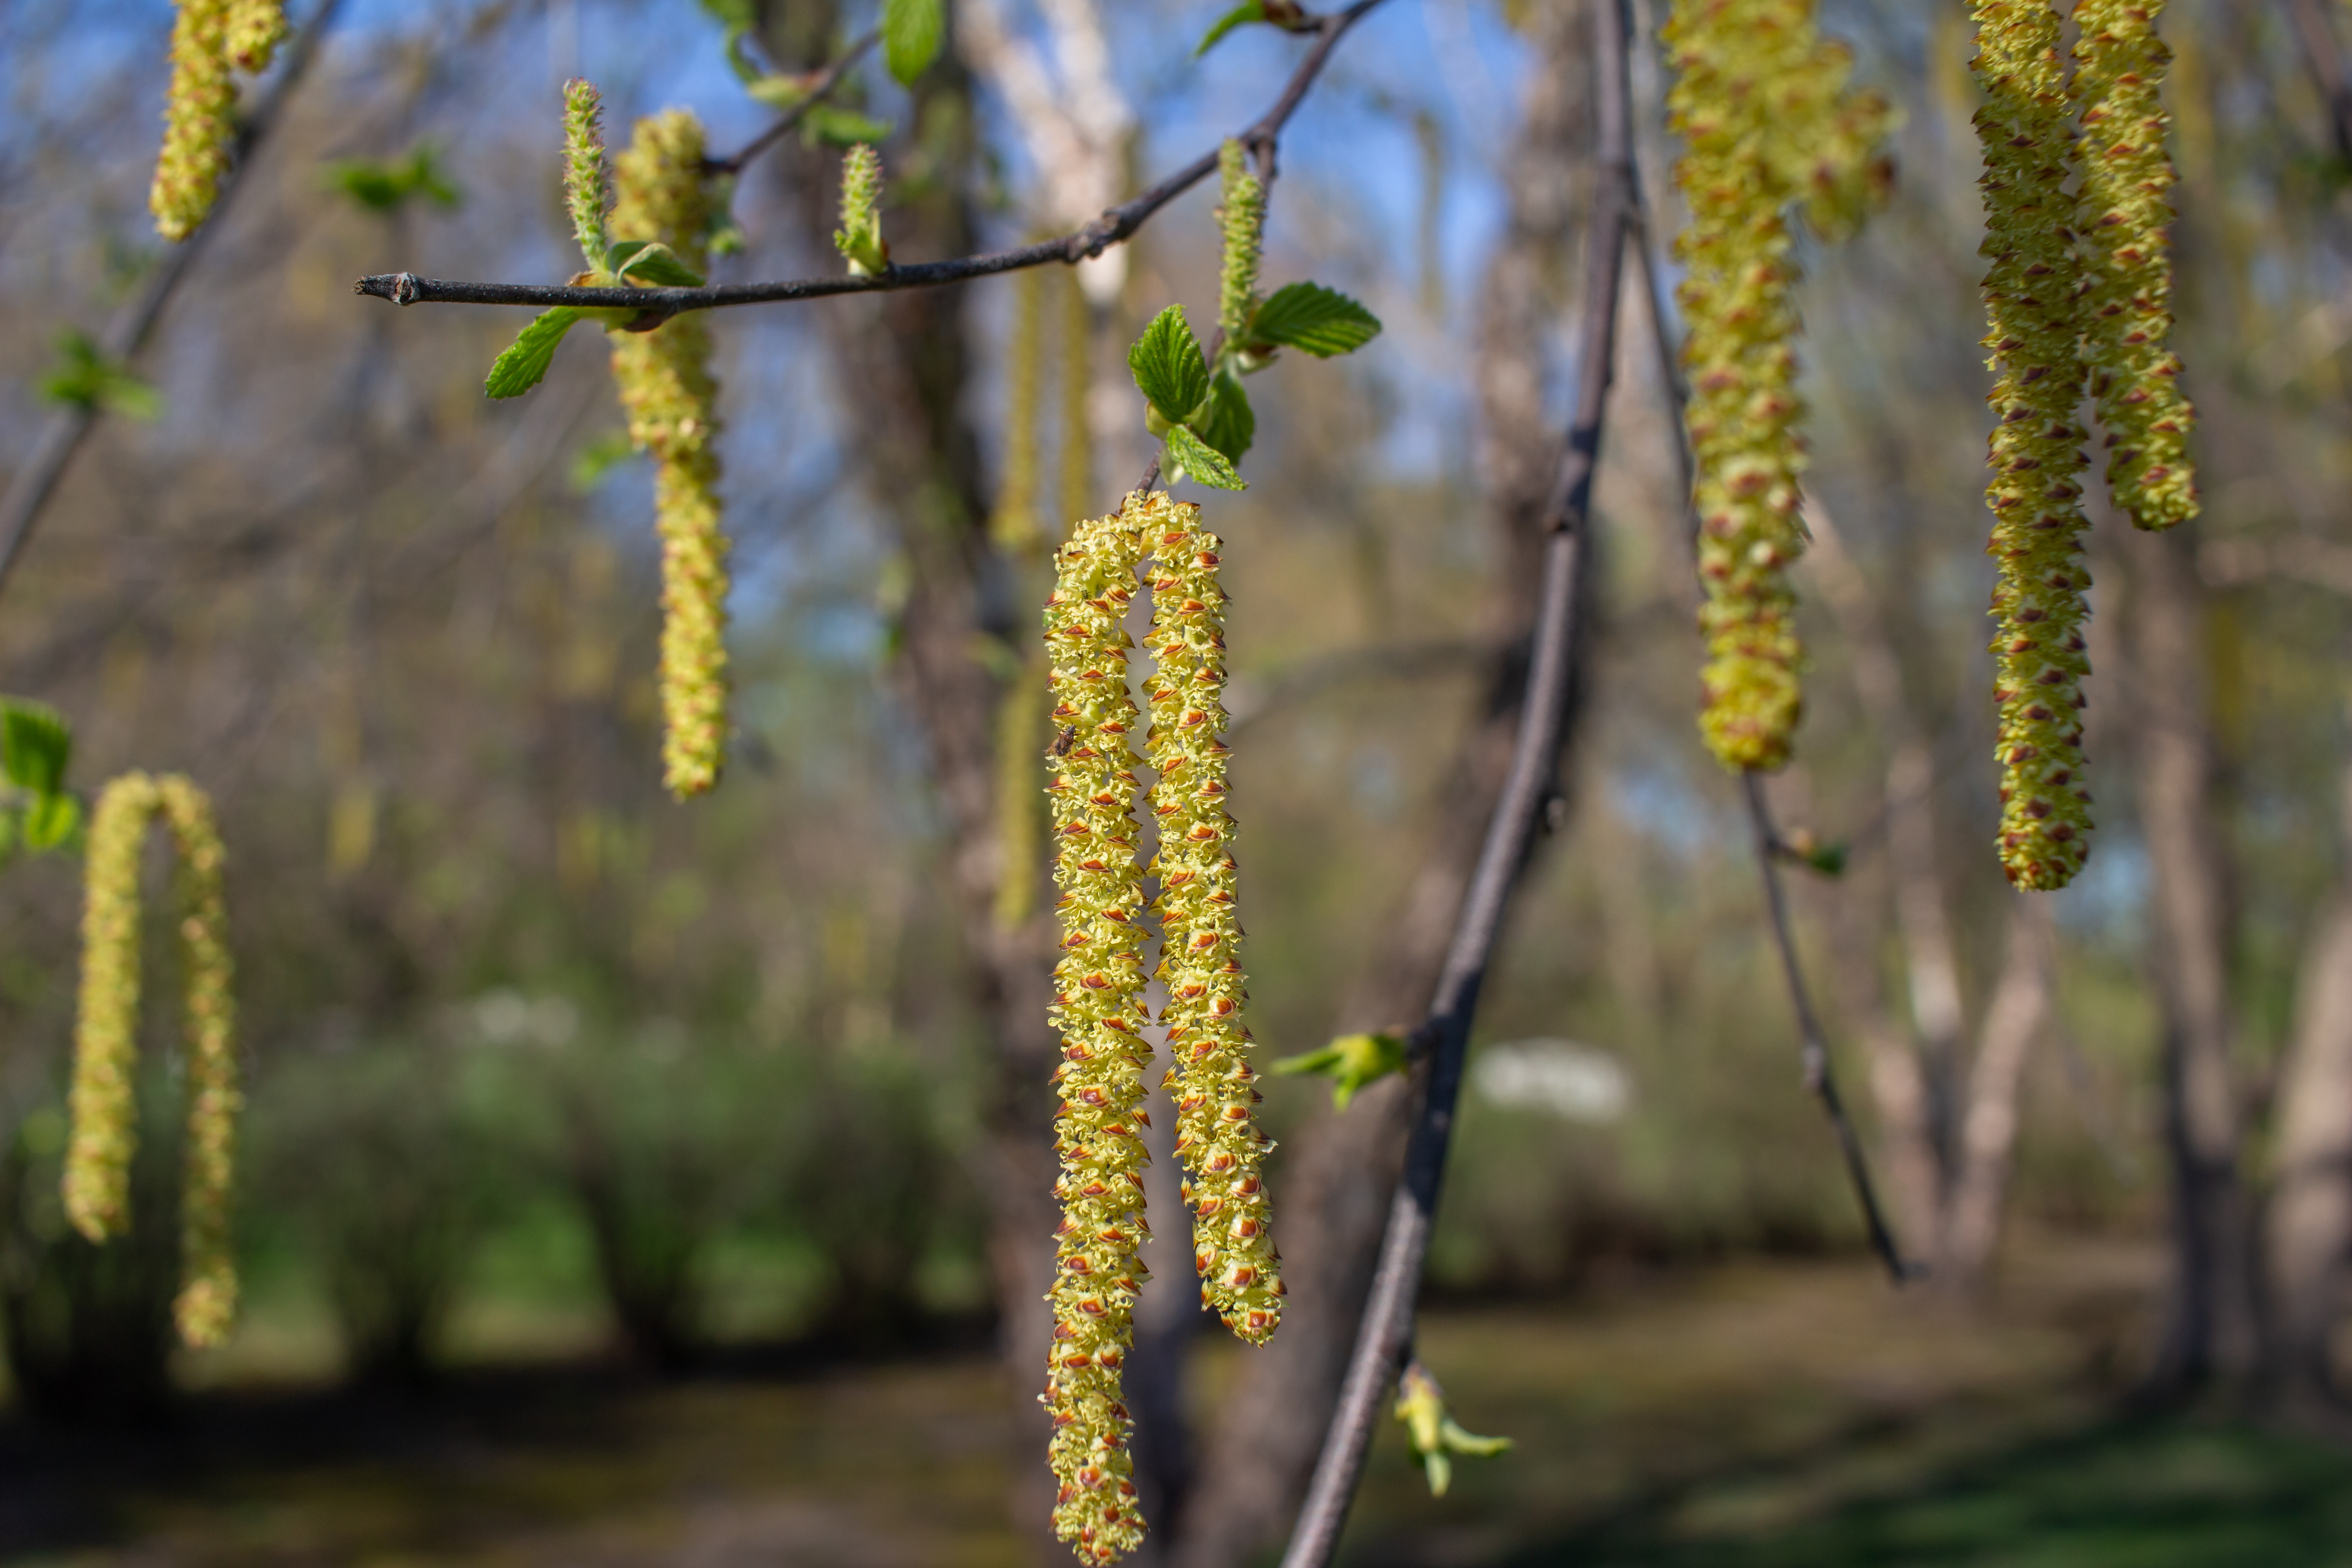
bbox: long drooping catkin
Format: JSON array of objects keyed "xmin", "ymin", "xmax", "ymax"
[
  {"xmin": 1972, "ymin": 0, "xmax": 2097, "ymax": 892},
  {"xmin": 609, "ymin": 111, "xmax": 729, "ymax": 799},
  {"xmin": 222, "ymin": 0, "xmax": 284, "ymax": 71},
  {"xmin": 2073, "ymin": 0, "xmax": 2198, "ymax": 531},
  {"xmin": 1059, "ymin": 269, "xmax": 1094, "ymax": 525},
  {"xmin": 150, "ymin": 0, "xmax": 237, "ymax": 241},
  {"xmin": 64, "ymin": 773, "xmax": 242, "ymax": 1348},
  {"xmin": 1664, "ymin": 0, "xmax": 1890, "ymax": 773},
  {"xmin": 1139, "ymin": 492, "xmax": 1281, "ymax": 1344},
  {"xmin": 1042, "ymin": 506, "xmax": 1152, "ymax": 1564}
]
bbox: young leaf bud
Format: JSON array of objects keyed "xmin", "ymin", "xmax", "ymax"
[{"xmin": 834, "ymin": 144, "xmax": 889, "ymax": 277}]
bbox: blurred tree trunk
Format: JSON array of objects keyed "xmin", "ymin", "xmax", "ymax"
[
  {"xmin": 2264, "ymin": 755, "xmax": 2352, "ymax": 1413},
  {"xmin": 750, "ymin": 7, "xmax": 1063, "ymax": 1554},
  {"xmin": 1942, "ymin": 895, "xmax": 2054, "ymax": 1286},
  {"xmin": 1171, "ymin": 7, "xmax": 1592, "ymax": 1562},
  {"xmin": 2130, "ymin": 526, "xmax": 2263, "ymax": 1399}
]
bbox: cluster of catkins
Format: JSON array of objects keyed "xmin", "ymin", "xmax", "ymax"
[
  {"xmin": 1971, "ymin": 0, "xmax": 2197, "ymax": 891},
  {"xmin": 63, "ymin": 773, "xmax": 241, "ymax": 1348},
  {"xmin": 1041, "ymin": 489, "xmax": 1279, "ymax": 1563},
  {"xmin": 1663, "ymin": 0, "xmax": 1893, "ymax": 774},
  {"xmin": 150, "ymin": 0, "xmax": 285, "ymax": 240}
]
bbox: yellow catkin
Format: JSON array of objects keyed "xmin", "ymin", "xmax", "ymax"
[
  {"xmin": 994, "ymin": 654, "xmax": 1048, "ymax": 931},
  {"xmin": 994, "ymin": 265, "xmax": 1054, "ymax": 931},
  {"xmin": 150, "ymin": 0, "xmax": 237, "ymax": 241},
  {"xmin": 1664, "ymin": 0, "xmax": 1891, "ymax": 772},
  {"xmin": 1042, "ymin": 505, "xmax": 1153, "ymax": 1564},
  {"xmin": 222, "ymin": 0, "xmax": 284, "ymax": 71},
  {"xmin": 1141, "ymin": 492, "xmax": 1282, "ymax": 1343},
  {"xmin": 609, "ymin": 111, "xmax": 729, "ymax": 799},
  {"xmin": 1059, "ymin": 268, "xmax": 1094, "ymax": 526},
  {"xmin": 1972, "ymin": 1, "xmax": 2097, "ymax": 892},
  {"xmin": 63, "ymin": 773, "xmax": 242, "ymax": 1348},
  {"xmin": 993, "ymin": 265, "xmax": 1047, "ymax": 553},
  {"xmin": 2073, "ymin": 0, "xmax": 2198, "ymax": 530}
]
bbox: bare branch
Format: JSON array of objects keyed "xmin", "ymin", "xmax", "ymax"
[
  {"xmin": 1274, "ymin": 5, "xmax": 1632, "ymax": 1563},
  {"xmin": 701, "ymin": 29, "xmax": 880, "ymax": 178},
  {"xmin": 356, "ymin": 0, "xmax": 1387, "ymax": 318}
]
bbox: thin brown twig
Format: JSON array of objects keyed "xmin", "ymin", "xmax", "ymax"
[
  {"xmin": 1275, "ymin": 4, "xmax": 1632, "ymax": 1563},
  {"xmin": 0, "ymin": 0, "xmax": 345, "ymax": 609},
  {"xmin": 355, "ymin": 0, "xmax": 1387, "ymax": 317},
  {"xmin": 701, "ymin": 29, "xmax": 880, "ymax": 177}
]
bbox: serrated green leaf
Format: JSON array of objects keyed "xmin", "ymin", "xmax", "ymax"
[
  {"xmin": 0, "ymin": 699, "xmax": 71, "ymax": 797},
  {"xmin": 1194, "ymin": 370, "xmax": 1255, "ymax": 465},
  {"xmin": 882, "ymin": 0, "xmax": 943, "ymax": 85},
  {"xmin": 1195, "ymin": 0, "xmax": 1264, "ymax": 56},
  {"xmin": 802, "ymin": 104, "xmax": 894, "ymax": 148},
  {"xmin": 22, "ymin": 792, "xmax": 78, "ymax": 853},
  {"xmin": 1128, "ymin": 305, "xmax": 1210, "ymax": 427},
  {"xmin": 485, "ymin": 307, "xmax": 584, "ymax": 400},
  {"xmin": 1246, "ymin": 281, "xmax": 1383, "ymax": 358},
  {"xmin": 608, "ymin": 240, "xmax": 705, "ymax": 287},
  {"xmin": 1165, "ymin": 424, "xmax": 1245, "ymax": 491}
]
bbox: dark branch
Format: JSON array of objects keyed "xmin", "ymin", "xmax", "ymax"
[
  {"xmin": 702, "ymin": 29, "xmax": 880, "ymax": 178},
  {"xmin": 0, "ymin": 0, "xmax": 344, "ymax": 609},
  {"xmin": 356, "ymin": 0, "xmax": 1387, "ymax": 316},
  {"xmin": 1275, "ymin": 4, "xmax": 1633, "ymax": 1563}
]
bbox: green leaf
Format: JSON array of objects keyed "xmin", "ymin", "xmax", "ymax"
[
  {"xmin": 1127, "ymin": 305, "xmax": 1210, "ymax": 427},
  {"xmin": 0, "ymin": 699, "xmax": 71, "ymax": 798},
  {"xmin": 324, "ymin": 146, "xmax": 461, "ymax": 215},
  {"xmin": 22, "ymin": 792, "xmax": 79, "ymax": 853},
  {"xmin": 882, "ymin": 0, "xmax": 943, "ymax": 85},
  {"xmin": 607, "ymin": 240, "xmax": 706, "ymax": 287},
  {"xmin": 1194, "ymin": 1, "xmax": 1264, "ymax": 55},
  {"xmin": 485, "ymin": 308, "xmax": 585, "ymax": 400},
  {"xmin": 38, "ymin": 332, "xmax": 161, "ymax": 421},
  {"xmin": 802, "ymin": 104, "xmax": 894, "ymax": 148},
  {"xmin": 568, "ymin": 429, "xmax": 640, "ymax": 493},
  {"xmin": 1193, "ymin": 370, "xmax": 1255, "ymax": 465},
  {"xmin": 1245, "ymin": 281, "xmax": 1383, "ymax": 358},
  {"xmin": 722, "ymin": 23, "xmax": 771, "ymax": 85},
  {"xmin": 1164, "ymin": 423, "xmax": 1245, "ymax": 491},
  {"xmin": 1272, "ymin": 1031, "xmax": 1406, "ymax": 1110}
]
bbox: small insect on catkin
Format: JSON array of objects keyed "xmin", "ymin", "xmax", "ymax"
[
  {"xmin": 1664, "ymin": 0, "xmax": 1890, "ymax": 773},
  {"xmin": 1972, "ymin": 0, "xmax": 2097, "ymax": 892},
  {"xmin": 1140, "ymin": 491, "xmax": 1281, "ymax": 1343},
  {"xmin": 1042, "ymin": 504, "xmax": 1153, "ymax": 1564},
  {"xmin": 2073, "ymin": 0, "xmax": 2198, "ymax": 531},
  {"xmin": 609, "ymin": 111, "xmax": 729, "ymax": 799},
  {"xmin": 63, "ymin": 773, "xmax": 242, "ymax": 1348},
  {"xmin": 150, "ymin": 0, "xmax": 237, "ymax": 241}
]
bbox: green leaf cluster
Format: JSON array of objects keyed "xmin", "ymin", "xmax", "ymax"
[
  {"xmin": 1195, "ymin": 0, "xmax": 1316, "ymax": 58},
  {"xmin": 0, "ymin": 698, "xmax": 83, "ymax": 862},
  {"xmin": 39, "ymin": 332, "xmax": 161, "ymax": 421},
  {"xmin": 324, "ymin": 145, "xmax": 461, "ymax": 215},
  {"xmin": 720, "ymin": 23, "xmax": 893, "ymax": 146},
  {"xmin": 1269, "ymin": 1030, "xmax": 1407, "ymax": 1110}
]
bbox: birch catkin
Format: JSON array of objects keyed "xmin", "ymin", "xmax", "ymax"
[
  {"xmin": 1042, "ymin": 505, "xmax": 1153, "ymax": 1563},
  {"xmin": 150, "ymin": 0, "xmax": 237, "ymax": 241},
  {"xmin": 1140, "ymin": 492, "xmax": 1281, "ymax": 1343},
  {"xmin": 64, "ymin": 773, "xmax": 242, "ymax": 1348},
  {"xmin": 222, "ymin": 0, "xmax": 284, "ymax": 71},
  {"xmin": 609, "ymin": 111, "xmax": 730, "ymax": 799},
  {"xmin": 2073, "ymin": 0, "xmax": 2198, "ymax": 531},
  {"xmin": 1665, "ymin": 0, "xmax": 1888, "ymax": 773},
  {"xmin": 1972, "ymin": 0, "xmax": 2097, "ymax": 891}
]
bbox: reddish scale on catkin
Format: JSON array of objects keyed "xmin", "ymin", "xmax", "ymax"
[
  {"xmin": 1139, "ymin": 492, "xmax": 1282, "ymax": 1345},
  {"xmin": 2073, "ymin": 0, "xmax": 2198, "ymax": 531},
  {"xmin": 1042, "ymin": 506, "xmax": 1152, "ymax": 1564},
  {"xmin": 1971, "ymin": 1, "xmax": 2096, "ymax": 891}
]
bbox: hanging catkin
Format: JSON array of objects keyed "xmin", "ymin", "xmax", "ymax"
[
  {"xmin": 2073, "ymin": 0, "xmax": 2198, "ymax": 530},
  {"xmin": 1042, "ymin": 503, "xmax": 1153, "ymax": 1563},
  {"xmin": 64, "ymin": 773, "xmax": 242, "ymax": 1348},
  {"xmin": 222, "ymin": 0, "xmax": 284, "ymax": 71},
  {"xmin": 1971, "ymin": 0, "xmax": 2097, "ymax": 892},
  {"xmin": 1140, "ymin": 491, "xmax": 1282, "ymax": 1343},
  {"xmin": 1664, "ymin": 0, "xmax": 1890, "ymax": 773},
  {"xmin": 150, "ymin": 0, "xmax": 237, "ymax": 241},
  {"xmin": 994, "ymin": 265, "xmax": 1054, "ymax": 932},
  {"xmin": 609, "ymin": 111, "xmax": 730, "ymax": 799},
  {"xmin": 1059, "ymin": 268, "xmax": 1095, "ymax": 526}
]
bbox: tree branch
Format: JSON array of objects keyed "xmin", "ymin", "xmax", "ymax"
[
  {"xmin": 702, "ymin": 29, "xmax": 880, "ymax": 177},
  {"xmin": 0, "ymin": 0, "xmax": 345, "ymax": 608},
  {"xmin": 355, "ymin": 0, "xmax": 1386, "ymax": 316},
  {"xmin": 1274, "ymin": 5, "xmax": 1632, "ymax": 1563}
]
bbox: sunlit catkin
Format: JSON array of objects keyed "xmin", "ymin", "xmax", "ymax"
[
  {"xmin": 150, "ymin": 0, "xmax": 236, "ymax": 241},
  {"xmin": 1041, "ymin": 504, "xmax": 1152, "ymax": 1563},
  {"xmin": 1215, "ymin": 141, "xmax": 1266, "ymax": 343},
  {"xmin": 563, "ymin": 79, "xmax": 611, "ymax": 269},
  {"xmin": 1140, "ymin": 492, "xmax": 1281, "ymax": 1344},
  {"xmin": 222, "ymin": 0, "xmax": 284, "ymax": 71},
  {"xmin": 64, "ymin": 773, "xmax": 242, "ymax": 1348},
  {"xmin": 609, "ymin": 111, "xmax": 729, "ymax": 799},
  {"xmin": 1664, "ymin": 0, "xmax": 1890, "ymax": 772},
  {"xmin": 2073, "ymin": 0, "xmax": 2198, "ymax": 530},
  {"xmin": 1971, "ymin": 0, "xmax": 2097, "ymax": 892}
]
